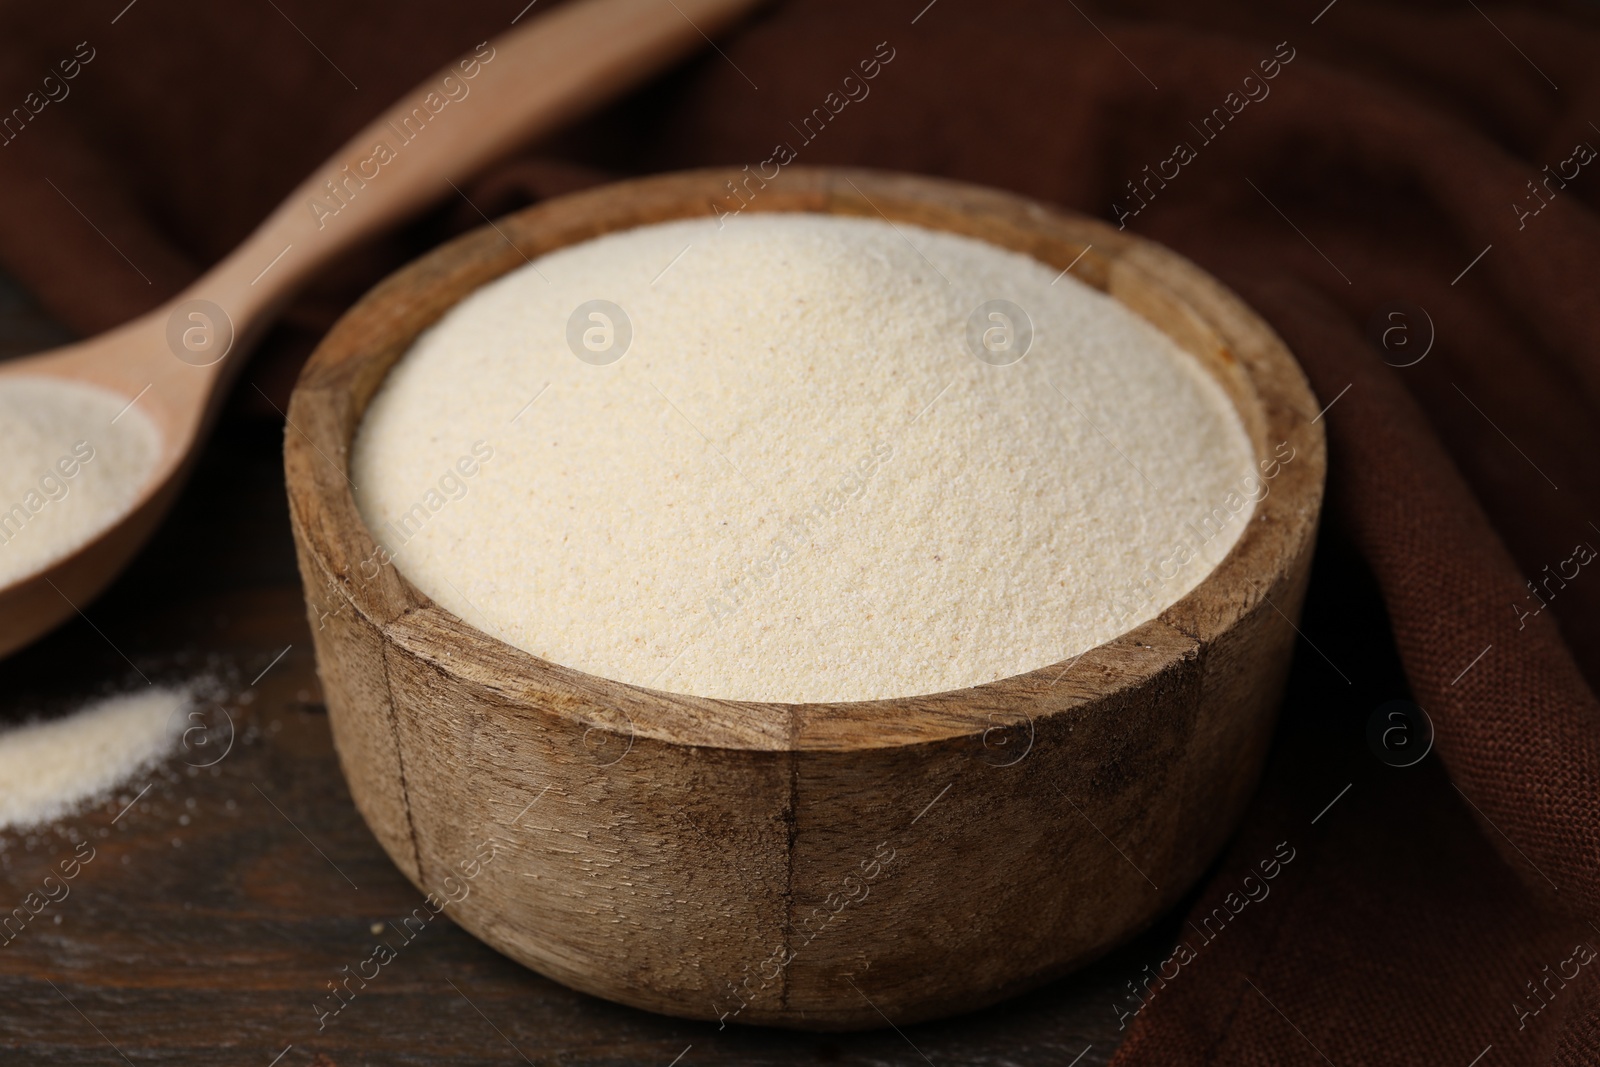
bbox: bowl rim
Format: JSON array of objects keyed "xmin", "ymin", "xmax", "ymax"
[{"xmin": 286, "ymin": 166, "xmax": 1326, "ymax": 754}]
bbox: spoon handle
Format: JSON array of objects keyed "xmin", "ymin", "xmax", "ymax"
[{"xmin": 188, "ymin": 0, "xmax": 760, "ymax": 365}]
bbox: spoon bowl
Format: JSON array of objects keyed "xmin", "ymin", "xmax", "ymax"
[{"xmin": 0, "ymin": 313, "xmax": 215, "ymax": 657}]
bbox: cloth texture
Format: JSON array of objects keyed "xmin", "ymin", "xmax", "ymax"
[{"xmin": 2, "ymin": 0, "xmax": 1597, "ymax": 1062}]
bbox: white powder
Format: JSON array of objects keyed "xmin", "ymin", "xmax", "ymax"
[
  {"xmin": 0, "ymin": 686, "xmax": 192, "ymax": 831},
  {"xmin": 352, "ymin": 214, "xmax": 1256, "ymax": 703},
  {"xmin": 0, "ymin": 376, "xmax": 162, "ymax": 587}
]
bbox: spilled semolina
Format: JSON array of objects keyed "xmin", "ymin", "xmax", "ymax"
[{"xmin": 0, "ymin": 685, "xmax": 194, "ymax": 832}]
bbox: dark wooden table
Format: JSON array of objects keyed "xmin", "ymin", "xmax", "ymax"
[{"xmin": 0, "ymin": 275, "xmax": 1148, "ymax": 1064}]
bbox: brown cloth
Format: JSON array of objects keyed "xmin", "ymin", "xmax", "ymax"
[{"xmin": 3, "ymin": 0, "xmax": 1599, "ymax": 1062}]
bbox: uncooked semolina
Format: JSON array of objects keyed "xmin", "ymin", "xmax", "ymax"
[
  {"xmin": 0, "ymin": 685, "xmax": 192, "ymax": 832},
  {"xmin": 0, "ymin": 377, "xmax": 161, "ymax": 587},
  {"xmin": 352, "ymin": 214, "xmax": 1255, "ymax": 703}
]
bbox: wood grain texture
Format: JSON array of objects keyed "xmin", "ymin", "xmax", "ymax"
[{"xmin": 285, "ymin": 167, "xmax": 1327, "ymax": 1029}]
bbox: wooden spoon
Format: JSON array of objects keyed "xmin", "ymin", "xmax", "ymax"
[{"xmin": 0, "ymin": 0, "xmax": 760, "ymax": 659}]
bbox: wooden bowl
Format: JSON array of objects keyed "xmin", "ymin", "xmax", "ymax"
[{"xmin": 286, "ymin": 167, "xmax": 1325, "ymax": 1030}]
